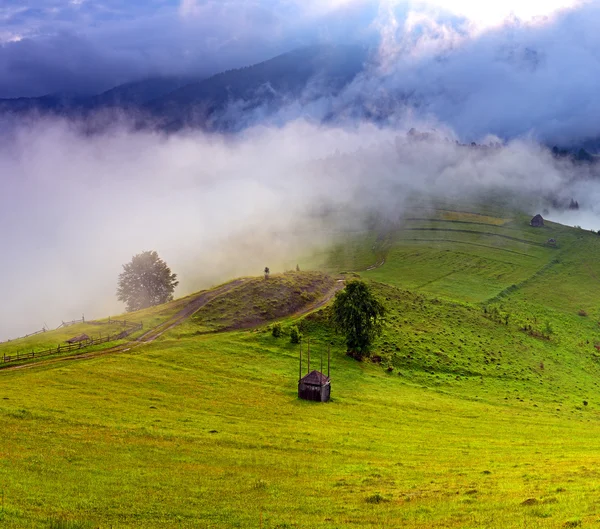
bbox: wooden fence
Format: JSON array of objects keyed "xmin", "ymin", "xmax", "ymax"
[
  {"xmin": 0, "ymin": 327, "xmax": 48, "ymax": 344},
  {"xmin": 1, "ymin": 321, "xmax": 143, "ymax": 365},
  {"xmin": 56, "ymin": 318, "xmax": 85, "ymax": 329}
]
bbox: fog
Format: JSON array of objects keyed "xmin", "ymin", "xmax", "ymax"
[
  {"xmin": 0, "ymin": 116, "xmax": 596, "ymax": 340},
  {"xmin": 2, "ymin": 0, "xmax": 600, "ymax": 339}
]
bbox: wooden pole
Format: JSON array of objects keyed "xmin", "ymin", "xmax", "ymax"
[
  {"xmin": 328, "ymin": 344, "xmax": 331, "ymax": 378},
  {"xmin": 320, "ymin": 346, "xmax": 323, "ymax": 374},
  {"xmin": 307, "ymin": 337, "xmax": 310, "ymax": 374},
  {"xmin": 299, "ymin": 338, "xmax": 302, "ymax": 381}
]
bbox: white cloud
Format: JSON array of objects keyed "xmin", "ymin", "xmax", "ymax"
[
  {"xmin": 420, "ymin": 0, "xmax": 585, "ymax": 29},
  {"xmin": 0, "ymin": 116, "xmax": 592, "ymax": 339}
]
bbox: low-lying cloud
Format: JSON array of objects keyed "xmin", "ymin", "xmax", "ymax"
[
  {"xmin": 2, "ymin": 0, "xmax": 600, "ymax": 340},
  {"xmin": 0, "ymin": 116, "xmax": 597, "ymax": 340}
]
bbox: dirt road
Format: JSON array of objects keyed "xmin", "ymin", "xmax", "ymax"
[{"xmin": 0, "ymin": 279, "xmax": 249, "ymax": 373}]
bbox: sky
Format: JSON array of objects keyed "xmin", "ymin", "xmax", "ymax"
[
  {"xmin": 0, "ymin": 0, "xmax": 585, "ymax": 97},
  {"xmin": 1, "ymin": 0, "xmax": 599, "ymax": 340}
]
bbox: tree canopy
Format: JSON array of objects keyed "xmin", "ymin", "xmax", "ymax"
[
  {"xmin": 331, "ymin": 279, "xmax": 385, "ymax": 358},
  {"xmin": 117, "ymin": 250, "xmax": 179, "ymax": 312}
]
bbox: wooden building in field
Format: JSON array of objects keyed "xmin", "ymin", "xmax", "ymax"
[
  {"xmin": 298, "ymin": 370, "xmax": 331, "ymax": 402},
  {"xmin": 530, "ymin": 214, "xmax": 544, "ymax": 227},
  {"xmin": 66, "ymin": 333, "xmax": 90, "ymax": 344},
  {"xmin": 298, "ymin": 339, "xmax": 331, "ymax": 402}
]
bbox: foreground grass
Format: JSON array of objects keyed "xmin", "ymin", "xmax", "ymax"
[{"xmin": 1, "ymin": 327, "xmax": 600, "ymax": 528}]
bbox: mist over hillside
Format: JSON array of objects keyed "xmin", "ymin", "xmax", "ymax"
[{"xmin": 1, "ymin": 0, "xmax": 600, "ymax": 339}]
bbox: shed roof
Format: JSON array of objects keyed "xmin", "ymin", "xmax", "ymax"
[
  {"xmin": 300, "ymin": 370, "xmax": 330, "ymax": 385},
  {"xmin": 66, "ymin": 333, "xmax": 90, "ymax": 344},
  {"xmin": 530, "ymin": 214, "xmax": 544, "ymax": 226}
]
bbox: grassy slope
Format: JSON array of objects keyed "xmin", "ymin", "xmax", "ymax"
[
  {"xmin": 192, "ymin": 271, "xmax": 336, "ymax": 332},
  {"xmin": 0, "ymin": 322, "xmax": 132, "ymax": 358},
  {"xmin": 0, "ymin": 288, "xmax": 230, "ymax": 364},
  {"xmin": 2, "ymin": 331, "xmax": 600, "ymax": 528},
  {"xmin": 3, "ymin": 207, "xmax": 600, "ymax": 527}
]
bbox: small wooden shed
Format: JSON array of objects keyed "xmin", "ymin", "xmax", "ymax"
[
  {"xmin": 66, "ymin": 333, "xmax": 90, "ymax": 344},
  {"xmin": 298, "ymin": 338, "xmax": 331, "ymax": 402},
  {"xmin": 298, "ymin": 370, "xmax": 331, "ymax": 402},
  {"xmin": 530, "ymin": 214, "xmax": 544, "ymax": 227}
]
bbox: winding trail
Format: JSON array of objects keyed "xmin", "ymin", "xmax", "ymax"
[
  {"xmin": 0, "ymin": 279, "xmax": 249, "ymax": 373},
  {"xmin": 365, "ymin": 258, "xmax": 386, "ymax": 271},
  {"xmin": 0, "ymin": 276, "xmax": 346, "ymax": 373}
]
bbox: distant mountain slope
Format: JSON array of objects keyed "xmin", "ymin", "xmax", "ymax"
[
  {"xmin": 0, "ymin": 45, "xmax": 369, "ymax": 131},
  {"xmin": 145, "ymin": 44, "xmax": 369, "ymax": 131},
  {"xmin": 85, "ymin": 76, "xmax": 199, "ymax": 109},
  {"xmin": 0, "ymin": 75, "xmax": 200, "ymax": 116}
]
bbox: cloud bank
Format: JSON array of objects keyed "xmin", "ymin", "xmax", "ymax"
[{"xmin": 0, "ymin": 116, "xmax": 595, "ymax": 340}]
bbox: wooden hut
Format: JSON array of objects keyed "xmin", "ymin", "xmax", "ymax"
[
  {"xmin": 530, "ymin": 214, "xmax": 544, "ymax": 227},
  {"xmin": 66, "ymin": 333, "xmax": 90, "ymax": 344},
  {"xmin": 298, "ymin": 339, "xmax": 331, "ymax": 402},
  {"xmin": 298, "ymin": 370, "xmax": 331, "ymax": 402}
]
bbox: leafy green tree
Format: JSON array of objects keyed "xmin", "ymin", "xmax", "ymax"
[
  {"xmin": 117, "ymin": 251, "xmax": 179, "ymax": 312},
  {"xmin": 331, "ymin": 280, "xmax": 385, "ymax": 357}
]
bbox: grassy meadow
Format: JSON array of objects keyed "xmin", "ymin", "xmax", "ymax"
[{"xmin": 2, "ymin": 206, "xmax": 600, "ymax": 527}]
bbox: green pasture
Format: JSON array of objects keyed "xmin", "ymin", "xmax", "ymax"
[
  {"xmin": 2, "ymin": 206, "xmax": 600, "ymax": 527},
  {"xmin": 2, "ymin": 325, "xmax": 600, "ymax": 528}
]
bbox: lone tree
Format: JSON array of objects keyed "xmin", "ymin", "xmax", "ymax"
[
  {"xmin": 331, "ymin": 280, "xmax": 385, "ymax": 358},
  {"xmin": 117, "ymin": 250, "xmax": 179, "ymax": 312}
]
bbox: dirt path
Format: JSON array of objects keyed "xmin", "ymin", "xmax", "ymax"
[
  {"xmin": 0, "ymin": 274, "xmax": 351, "ymax": 374},
  {"xmin": 0, "ymin": 279, "xmax": 249, "ymax": 373},
  {"xmin": 280, "ymin": 279, "xmax": 346, "ymax": 322},
  {"xmin": 366, "ymin": 259, "xmax": 385, "ymax": 271}
]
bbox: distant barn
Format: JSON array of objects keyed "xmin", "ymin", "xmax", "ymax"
[
  {"xmin": 298, "ymin": 338, "xmax": 331, "ymax": 402},
  {"xmin": 66, "ymin": 333, "xmax": 90, "ymax": 344},
  {"xmin": 531, "ymin": 214, "xmax": 544, "ymax": 227}
]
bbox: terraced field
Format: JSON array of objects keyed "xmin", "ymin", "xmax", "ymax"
[{"xmin": 362, "ymin": 211, "xmax": 584, "ymax": 302}]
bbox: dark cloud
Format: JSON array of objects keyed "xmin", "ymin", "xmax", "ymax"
[
  {"xmin": 0, "ymin": 0, "xmax": 379, "ymax": 97},
  {"xmin": 223, "ymin": 1, "xmax": 600, "ymax": 144},
  {"xmin": 1, "ymin": 0, "xmax": 596, "ymax": 145}
]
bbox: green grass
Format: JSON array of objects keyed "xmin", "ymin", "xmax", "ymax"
[
  {"xmin": 2, "ymin": 326, "xmax": 600, "ymax": 527},
  {"xmin": 3, "ymin": 206, "xmax": 600, "ymax": 527},
  {"xmin": 0, "ymin": 322, "xmax": 130, "ymax": 358},
  {"xmin": 191, "ymin": 271, "xmax": 336, "ymax": 332}
]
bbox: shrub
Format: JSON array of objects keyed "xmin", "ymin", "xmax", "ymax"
[
  {"xmin": 366, "ymin": 493, "xmax": 389, "ymax": 504},
  {"xmin": 271, "ymin": 323, "xmax": 282, "ymax": 338},
  {"xmin": 290, "ymin": 325, "xmax": 301, "ymax": 344}
]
